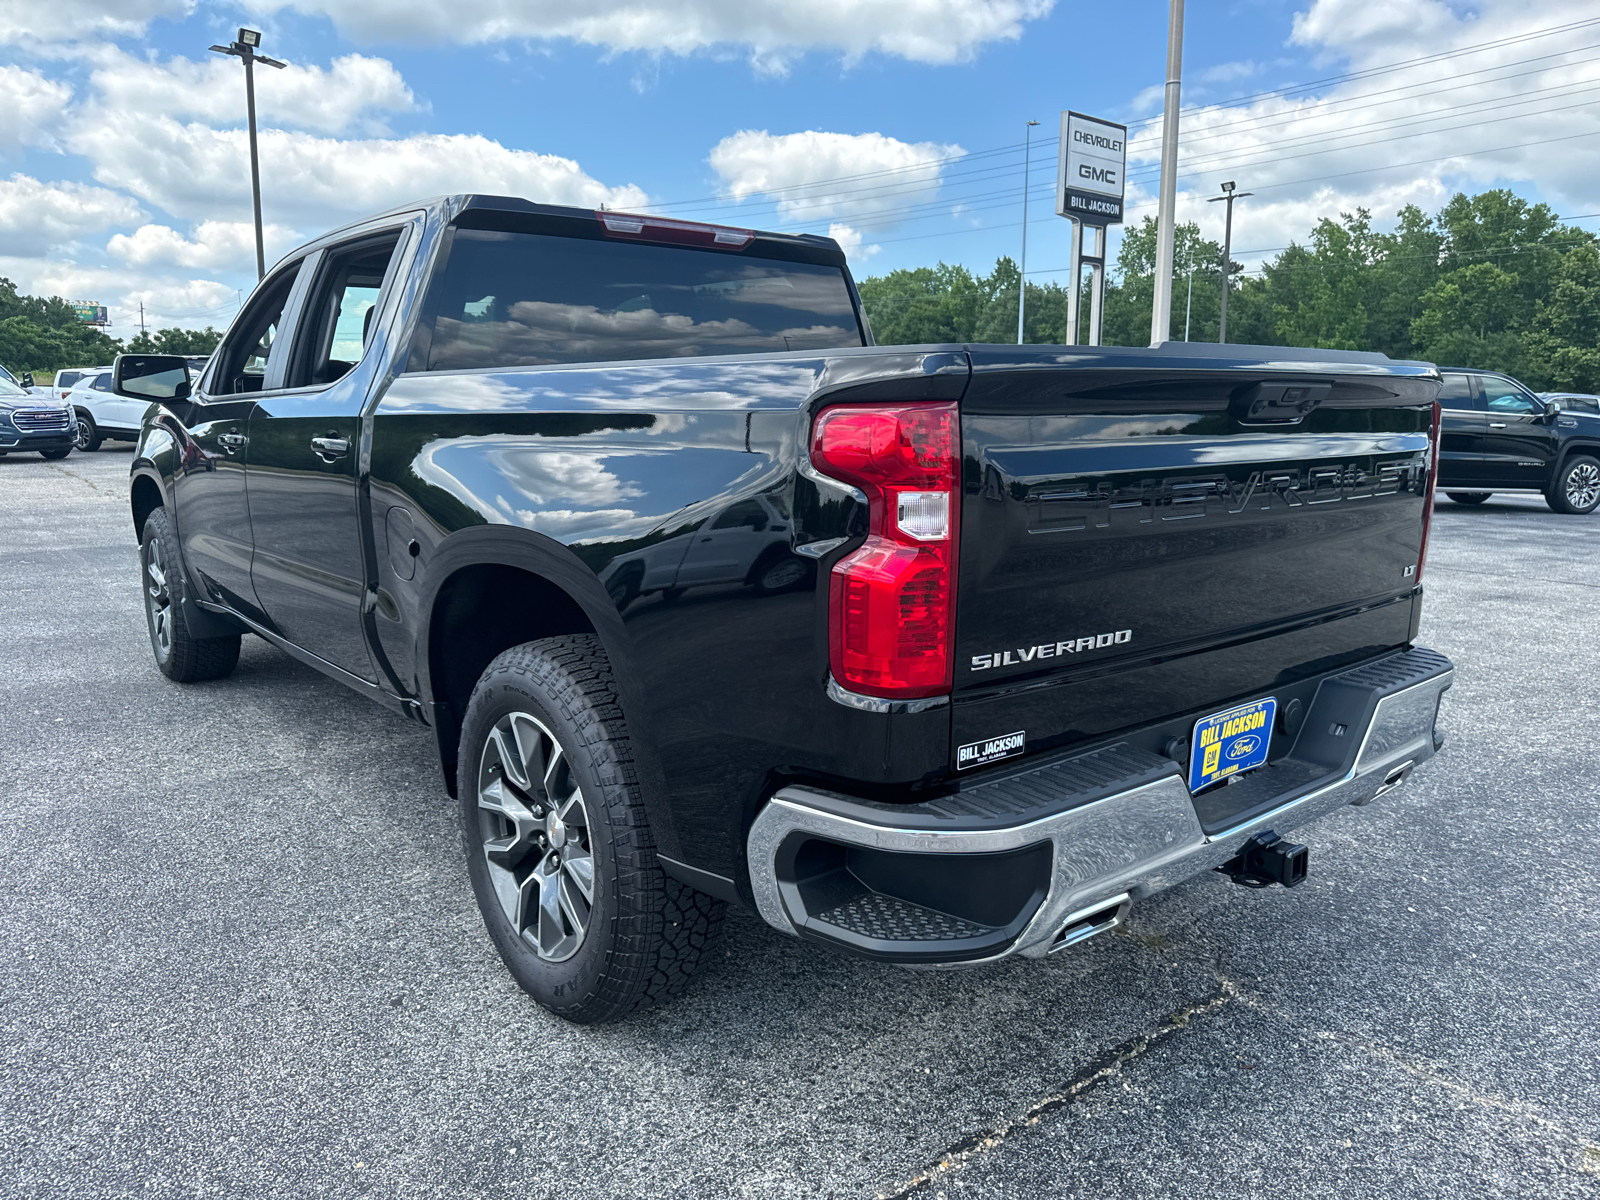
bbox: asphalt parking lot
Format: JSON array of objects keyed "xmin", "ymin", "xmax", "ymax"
[{"xmin": 3, "ymin": 444, "xmax": 1598, "ymax": 1199}]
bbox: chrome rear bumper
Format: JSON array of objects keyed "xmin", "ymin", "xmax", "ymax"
[{"xmin": 747, "ymin": 647, "xmax": 1453, "ymax": 963}]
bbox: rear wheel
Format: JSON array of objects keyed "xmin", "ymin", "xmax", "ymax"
[
  {"xmin": 1546, "ymin": 457, "xmax": 1600, "ymax": 515},
  {"xmin": 73, "ymin": 412, "xmax": 101, "ymax": 452},
  {"xmin": 458, "ymin": 635, "xmax": 723, "ymax": 1023},
  {"xmin": 140, "ymin": 507, "xmax": 242, "ymax": 682},
  {"xmin": 1445, "ymin": 492, "xmax": 1491, "ymax": 505},
  {"xmin": 39, "ymin": 447, "xmax": 71, "ymax": 460}
]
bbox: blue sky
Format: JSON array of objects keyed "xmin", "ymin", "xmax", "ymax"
[{"xmin": 2, "ymin": 0, "xmax": 1596, "ymax": 333}]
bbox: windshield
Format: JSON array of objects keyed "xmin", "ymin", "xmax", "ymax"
[{"xmin": 0, "ymin": 376, "xmax": 27, "ymax": 398}]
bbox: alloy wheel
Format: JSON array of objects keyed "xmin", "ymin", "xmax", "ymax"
[
  {"xmin": 144, "ymin": 538, "xmax": 173, "ymax": 660},
  {"xmin": 1565, "ymin": 462, "xmax": 1600, "ymax": 510},
  {"xmin": 476, "ymin": 711, "xmax": 596, "ymax": 962},
  {"xmin": 72, "ymin": 417, "xmax": 91, "ymax": 451}
]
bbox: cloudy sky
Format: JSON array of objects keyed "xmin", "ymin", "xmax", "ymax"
[{"xmin": 1, "ymin": 0, "xmax": 1597, "ymax": 334}]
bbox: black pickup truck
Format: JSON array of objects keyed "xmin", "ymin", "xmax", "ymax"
[{"xmin": 122, "ymin": 196, "xmax": 1454, "ymax": 1023}]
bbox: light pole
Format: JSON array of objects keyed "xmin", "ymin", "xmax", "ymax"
[
  {"xmin": 1017, "ymin": 119, "xmax": 1040, "ymax": 345},
  {"xmin": 1149, "ymin": 0, "xmax": 1185, "ymax": 347},
  {"xmin": 210, "ymin": 28, "xmax": 286, "ymax": 281},
  {"xmin": 1207, "ymin": 180, "xmax": 1252, "ymax": 343}
]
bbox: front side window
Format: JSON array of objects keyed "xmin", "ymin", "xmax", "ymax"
[
  {"xmin": 1482, "ymin": 376, "xmax": 1543, "ymax": 415},
  {"xmin": 412, "ymin": 228, "xmax": 864, "ymax": 372},
  {"xmin": 211, "ymin": 260, "xmax": 304, "ymax": 395}
]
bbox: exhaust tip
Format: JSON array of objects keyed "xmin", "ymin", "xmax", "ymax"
[{"xmin": 1049, "ymin": 893, "xmax": 1131, "ymax": 952}]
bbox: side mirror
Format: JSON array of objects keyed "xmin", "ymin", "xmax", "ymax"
[
  {"xmin": 21, "ymin": 372, "xmax": 34, "ymax": 389},
  {"xmin": 113, "ymin": 354, "xmax": 191, "ymax": 402},
  {"xmin": 1544, "ymin": 400, "xmax": 1560, "ymax": 419}
]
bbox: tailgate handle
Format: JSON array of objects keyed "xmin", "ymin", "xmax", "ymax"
[{"xmin": 1230, "ymin": 380, "xmax": 1332, "ymax": 425}]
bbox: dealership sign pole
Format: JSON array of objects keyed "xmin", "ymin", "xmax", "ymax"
[{"xmin": 1057, "ymin": 111, "xmax": 1127, "ymax": 346}]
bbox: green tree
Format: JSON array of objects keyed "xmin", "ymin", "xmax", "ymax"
[
  {"xmin": 1410, "ymin": 262, "xmax": 1521, "ymax": 371},
  {"xmin": 127, "ymin": 326, "xmax": 224, "ymax": 356},
  {"xmin": 1521, "ymin": 241, "xmax": 1600, "ymax": 392}
]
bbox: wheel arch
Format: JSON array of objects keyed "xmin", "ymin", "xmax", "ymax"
[
  {"xmin": 130, "ymin": 469, "xmax": 167, "ymax": 541},
  {"xmin": 1556, "ymin": 440, "xmax": 1600, "ymax": 476},
  {"xmin": 415, "ymin": 526, "xmax": 677, "ymax": 853}
]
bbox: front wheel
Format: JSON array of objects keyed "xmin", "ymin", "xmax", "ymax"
[
  {"xmin": 39, "ymin": 446, "xmax": 71, "ymax": 460},
  {"xmin": 1547, "ymin": 457, "xmax": 1600, "ymax": 515},
  {"xmin": 458, "ymin": 635, "xmax": 723, "ymax": 1023},
  {"xmin": 73, "ymin": 412, "xmax": 101, "ymax": 452},
  {"xmin": 140, "ymin": 507, "xmax": 242, "ymax": 682},
  {"xmin": 1445, "ymin": 491, "xmax": 1491, "ymax": 505}
]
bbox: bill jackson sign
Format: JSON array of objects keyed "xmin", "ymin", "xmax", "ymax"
[{"xmin": 1056, "ymin": 111, "xmax": 1127, "ymax": 225}]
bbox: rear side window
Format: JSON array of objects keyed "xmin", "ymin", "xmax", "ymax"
[
  {"xmin": 411, "ymin": 229, "xmax": 864, "ymax": 371},
  {"xmin": 90, "ymin": 373, "xmax": 112, "ymax": 392},
  {"xmin": 1437, "ymin": 374, "xmax": 1474, "ymax": 406}
]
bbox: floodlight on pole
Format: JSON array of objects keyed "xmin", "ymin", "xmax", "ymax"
[
  {"xmin": 210, "ymin": 29, "xmax": 286, "ymax": 281},
  {"xmin": 1017, "ymin": 119, "xmax": 1040, "ymax": 345},
  {"xmin": 1207, "ymin": 180, "xmax": 1252, "ymax": 344}
]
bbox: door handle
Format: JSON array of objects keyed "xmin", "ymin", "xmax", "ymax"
[
  {"xmin": 217, "ymin": 433, "xmax": 247, "ymax": 452},
  {"xmin": 310, "ymin": 436, "xmax": 350, "ymax": 461},
  {"xmin": 1488, "ymin": 422, "xmax": 1507, "ymax": 428}
]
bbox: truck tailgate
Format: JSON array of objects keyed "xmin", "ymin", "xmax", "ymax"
[{"xmin": 953, "ymin": 345, "xmax": 1440, "ymax": 765}]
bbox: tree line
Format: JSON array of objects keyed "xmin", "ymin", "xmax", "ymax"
[
  {"xmin": 858, "ymin": 188, "xmax": 1600, "ymax": 393},
  {"xmin": 0, "ymin": 277, "xmax": 222, "ymax": 382}
]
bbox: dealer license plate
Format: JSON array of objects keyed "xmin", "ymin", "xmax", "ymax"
[{"xmin": 1188, "ymin": 697, "xmax": 1277, "ymax": 792}]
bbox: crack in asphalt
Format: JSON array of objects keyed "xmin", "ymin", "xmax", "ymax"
[
  {"xmin": 1306, "ymin": 1026, "xmax": 1600, "ymax": 1172},
  {"xmin": 875, "ymin": 980, "xmax": 1240, "ymax": 1199},
  {"xmin": 43, "ymin": 462, "xmax": 107, "ymax": 495}
]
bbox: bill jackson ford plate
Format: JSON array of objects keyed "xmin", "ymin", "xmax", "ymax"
[{"xmin": 1189, "ymin": 697, "xmax": 1277, "ymax": 792}]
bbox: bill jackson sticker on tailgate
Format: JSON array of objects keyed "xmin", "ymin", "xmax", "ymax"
[
  {"xmin": 958, "ymin": 731, "xmax": 1025, "ymax": 770},
  {"xmin": 1189, "ymin": 698, "xmax": 1276, "ymax": 792}
]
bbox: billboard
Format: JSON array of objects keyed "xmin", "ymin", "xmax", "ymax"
[
  {"xmin": 71, "ymin": 302, "xmax": 110, "ymax": 326},
  {"xmin": 1056, "ymin": 112, "xmax": 1127, "ymax": 225}
]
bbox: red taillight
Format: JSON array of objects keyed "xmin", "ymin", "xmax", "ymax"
[
  {"xmin": 1416, "ymin": 399, "xmax": 1442, "ymax": 582},
  {"xmin": 811, "ymin": 402, "xmax": 959, "ymax": 699}
]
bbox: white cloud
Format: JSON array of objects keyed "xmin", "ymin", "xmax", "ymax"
[
  {"xmin": 0, "ymin": 65, "xmax": 72, "ymax": 151},
  {"xmin": 0, "ymin": 175, "xmax": 144, "ymax": 257},
  {"xmin": 107, "ymin": 220, "xmax": 300, "ymax": 270},
  {"xmin": 259, "ymin": 0, "xmax": 1052, "ymax": 67},
  {"xmin": 85, "ymin": 48, "xmax": 418, "ymax": 136},
  {"xmin": 1120, "ymin": 0, "xmax": 1600, "ymax": 265},
  {"xmin": 67, "ymin": 118, "xmax": 648, "ymax": 227},
  {"xmin": 827, "ymin": 222, "xmax": 880, "ymax": 262},
  {"xmin": 0, "ymin": 0, "xmax": 189, "ymax": 45},
  {"xmin": 709, "ymin": 130, "xmax": 964, "ymax": 228}
]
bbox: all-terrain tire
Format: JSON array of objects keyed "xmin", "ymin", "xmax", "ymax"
[
  {"xmin": 73, "ymin": 411, "xmax": 102, "ymax": 452},
  {"xmin": 140, "ymin": 507, "xmax": 242, "ymax": 682},
  {"xmin": 1445, "ymin": 491, "xmax": 1491, "ymax": 505},
  {"xmin": 457, "ymin": 635, "xmax": 724, "ymax": 1023},
  {"xmin": 1545, "ymin": 456, "xmax": 1600, "ymax": 515}
]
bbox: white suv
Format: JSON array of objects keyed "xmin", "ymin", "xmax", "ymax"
[{"xmin": 67, "ymin": 369, "xmax": 147, "ymax": 452}]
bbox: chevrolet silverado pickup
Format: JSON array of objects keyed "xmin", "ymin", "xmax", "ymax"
[{"xmin": 122, "ymin": 196, "xmax": 1454, "ymax": 1023}]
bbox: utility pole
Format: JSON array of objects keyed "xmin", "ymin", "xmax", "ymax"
[
  {"xmin": 1208, "ymin": 180, "xmax": 1252, "ymax": 343},
  {"xmin": 1017, "ymin": 119, "xmax": 1040, "ymax": 345},
  {"xmin": 1149, "ymin": 0, "xmax": 1185, "ymax": 347},
  {"xmin": 210, "ymin": 29, "xmax": 286, "ymax": 281},
  {"xmin": 138, "ymin": 302, "xmax": 146, "ymax": 338}
]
